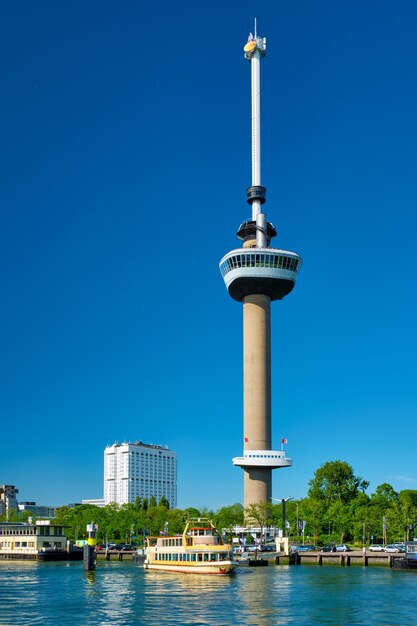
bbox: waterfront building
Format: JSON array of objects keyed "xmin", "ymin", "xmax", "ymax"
[
  {"xmin": 0, "ymin": 485, "xmax": 19, "ymax": 519},
  {"xmin": 0, "ymin": 520, "xmax": 68, "ymax": 557},
  {"xmin": 219, "ymin": 25, "xmax": 302, "ymax": 508},
  {"xmin": 104, "ymin": 441, "xmax": 177, "ymax": 508}
]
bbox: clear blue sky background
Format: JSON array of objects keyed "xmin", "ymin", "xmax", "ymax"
[{"xmin": 1, "ymin": 1, "xmax": 416, "ymax": 510}]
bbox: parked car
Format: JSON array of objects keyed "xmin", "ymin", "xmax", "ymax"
[
  {"xmin": 298, "ymin": 544, "xmax": 317, "ymax": 552},
  {"xmin": 369, "ymin": 544, "xmax": 385, "ymax": 552},
  {"xmin": 336, "ymin": 544, "xmax": 352, "ymax": 552},
  {"xmin": 246, "ymin": 545, "xmax": 262, "ymax": 553},
  {"xmin": 384, "ymin": 544, "xmax": 405, "ymax": 553},
  {"xmin": 320, "ymin": 544, "xmax": 337, "ymax": 552}
]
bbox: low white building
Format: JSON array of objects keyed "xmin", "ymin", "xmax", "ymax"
[
  {"xmin": 104, "ymin": 441, "xmax": 177, "ymax": 508},
  {"xmin": 0, "ymin": 520, "xmax": 67, "ymax": 556},
  {"xmin": 81, "ymin": 499, "xmax": 106, "ymax": 508}
]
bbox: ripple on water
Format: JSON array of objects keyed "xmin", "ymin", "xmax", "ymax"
[{"xmin": 0, "ymin": 560, "xmax": 416, "ymax": 625}]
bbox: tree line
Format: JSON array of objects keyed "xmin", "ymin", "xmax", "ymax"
[
  {"xmin": 3, "ymin": 461, "xmax": 416, "ymax": 546},
  {"xmin": 243, "ymin": 461, "xmax": 417, "ymax": 545}
]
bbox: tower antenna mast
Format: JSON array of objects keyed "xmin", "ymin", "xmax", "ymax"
[{"xmin": 244, "ymin": 21, "xmax": 267, "ymax": 246}]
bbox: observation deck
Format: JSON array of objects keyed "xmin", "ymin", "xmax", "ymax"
[
  {"xmin": 219, "ymin": 248, "xmax": 302, "ymax": 302},
  {"xmin": 232, "ymin": 450, "xmax": 292, "ymax": 469}
]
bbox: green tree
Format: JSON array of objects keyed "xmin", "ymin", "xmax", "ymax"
[
  {"xmin": 370, "ymin": 483, "xmax": 398, "ymax": 509},
  {"xmin": 368, "ymin": 483, "xmax": 398, "ymax": 543},
  {"xmin": 214, "ymin": 503, "xmax": 244, "ymax": 533},
  {"xmin": 159, "ymin": 496, "xmax": 170, "ymax": 509},
  {"xmin": 308, "ymin": 460, "xmax": 369, "ymax": 505},
  {"xmin": 350, "ymin": 492, "xmax": 371, "ymax": 544},
  {"xmin": 20, "ymin": 509, "xmax": 35, "ymax": 523},
  {"xmin": 327, "ymin": 500, "xmax": 352, "ymax": 543},
  {"xmin": 183, "ymin": 507, "xmax": 200, "ymax": 518},
  {"xmin": 244, "ymin": 501, "xmax": 273, "ymax": 535},
  {"xmin": 397, "ymin": 490, "xmax": 417, "ymax": 541},
  {"xmin": 299, "ymin": 497, "xmax": 326, "ymax": 545}
]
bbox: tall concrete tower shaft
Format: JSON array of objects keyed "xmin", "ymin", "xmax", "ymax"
[
  {"xmin": 219, "ymin": 26, "xmax": 302, "ymax": 510},
  {"xmin": 243, "ymin": 294, "xmax": 272, "ymax": 504}
]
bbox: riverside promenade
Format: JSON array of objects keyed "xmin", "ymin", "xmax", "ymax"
[{"xmin": 237, "ymin": 549, "xmax": 401, "ymax": 568}]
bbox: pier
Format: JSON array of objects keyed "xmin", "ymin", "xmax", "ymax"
[
  {"xmin": 96, "ymin": 549, "xmax": 138, "ymax": 562},
  {"xmin": 236, "ymin": 550, "xmax": 401, "ymax": 568}
]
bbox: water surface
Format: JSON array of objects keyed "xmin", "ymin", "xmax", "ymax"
[{"xmin": 0, "ymin": 561, "xmax": 414, "ymax": 625}]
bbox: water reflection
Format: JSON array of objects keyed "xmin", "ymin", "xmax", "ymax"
[
  {"xmin": 0, "ymin": 560, "xmax": 416, "ymax": 625},
  {"xmin": 234, "ymin": 565, "xmax": 293, "ymax": 625},
  {"xmin": 141, "ymin": 569, "xmax": 235, "ymax": 624},
  {"xmin": 85, "ymin": 570, "xmax": 96, "ymax": 585},
  {"xmin": 95, "ymin": 563, "xmax": 138, "ymax": 625}
]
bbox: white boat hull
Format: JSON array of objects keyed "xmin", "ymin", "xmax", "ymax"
[{"xmin": 143, "ymin": 561, "xmax": 236, "ymax": 575}]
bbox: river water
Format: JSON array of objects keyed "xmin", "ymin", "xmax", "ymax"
[{"xmin": 0, "ymin": 560, "xmax": 415, "ymax": 625}]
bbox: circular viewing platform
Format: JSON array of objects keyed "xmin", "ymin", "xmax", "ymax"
[
  {"xmin": 219, "ymin": 248, "xmax": 302, "ymax": 302},
  {"xmin": 232, "ymin": 450, "xmax": 292, "ymax": 469}
]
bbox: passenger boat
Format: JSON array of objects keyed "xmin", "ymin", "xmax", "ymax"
[{"xmin": 143, "ymin": 518, "xmax": 237, "ymax": 575}]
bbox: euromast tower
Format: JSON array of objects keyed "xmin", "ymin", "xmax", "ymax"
[{"xmin": 219, "ymin": 27, "xmax": 302, "ymax": 509}]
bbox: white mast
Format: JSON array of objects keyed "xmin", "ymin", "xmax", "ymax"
[{"xmin": 244, "ymin": 20, "xmax": 267, "ymax": 246}]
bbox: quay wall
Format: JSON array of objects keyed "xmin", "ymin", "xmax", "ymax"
[{"xmin": 240, "ymin": 550, "xmax": 401, "ymax": 568}]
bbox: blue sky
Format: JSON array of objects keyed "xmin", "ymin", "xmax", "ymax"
[{"xmin": 1, "ymin": 0, "xmax": 416, "ymax": 510}]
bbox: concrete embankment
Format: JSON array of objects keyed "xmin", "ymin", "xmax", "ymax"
[
  {"xmin": 237, "ymin": 550, "xmax": 400, "ymax": 567},
  {"xmin": 96, "ymin": 549, "xmax": 137, "ymax": 561}
]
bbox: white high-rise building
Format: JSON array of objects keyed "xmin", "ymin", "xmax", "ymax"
[{"xmin": 104, "ymin": 442, "xmax": 177, "ymax": 508}]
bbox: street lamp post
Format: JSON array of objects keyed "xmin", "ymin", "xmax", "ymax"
[
  {"xmin": 296, "ymin": 503, "xmax": 299, "ymax": 540},
  {"xmin": 271, "ymin": 497, "xmax": 294, "ymax": 538}
]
